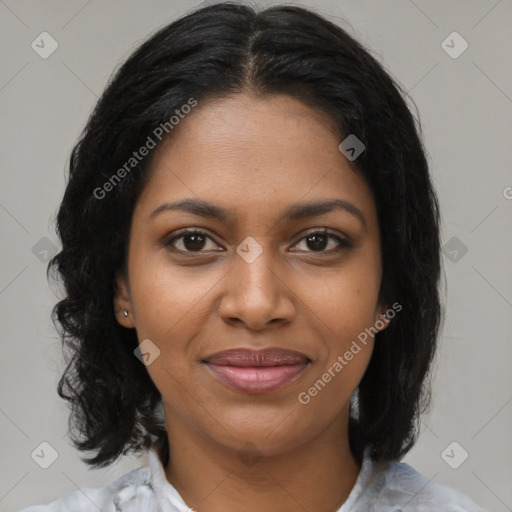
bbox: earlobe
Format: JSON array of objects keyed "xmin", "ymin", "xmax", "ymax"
[
  {"xmin": 113, "ymin": 271, "xmax": 135, "ymax": 328},
  {"xmin": 375, "ymin": 304, "xmax": 391, "ymax": 332}
]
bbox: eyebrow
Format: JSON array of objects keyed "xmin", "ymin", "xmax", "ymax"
[{"xmin": 148, "ymin": 198, "xmax": 367, "ymax": 229}]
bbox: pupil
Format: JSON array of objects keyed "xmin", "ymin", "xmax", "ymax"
[
  {"xmin": 184, "ymin": 234, "xmax": 205, "ymax": 251},
  {"xmin": 307, "ymin": 233, "xmax": 327, "ymax": 251}
]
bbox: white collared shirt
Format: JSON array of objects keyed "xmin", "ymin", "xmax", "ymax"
[{"xmin": 19, "ymin": 446, "xmax": 489, "ymax": 511}]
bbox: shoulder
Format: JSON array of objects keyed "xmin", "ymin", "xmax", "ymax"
[
  {"xmin": 373, "ymin": 459, "xmax": 489, "ymax": 512},
  {"xmin": 17, "ymin": 467, "xmax": 154, "ymax": 512}
]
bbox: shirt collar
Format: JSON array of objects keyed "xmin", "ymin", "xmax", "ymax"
[
  {"xmin": 148, "ymin": 447, "xmax": 193, "ymax": 512},
  {"xmin": 339, "ymin": 445, "xmax": 377, "ymax": 510}
]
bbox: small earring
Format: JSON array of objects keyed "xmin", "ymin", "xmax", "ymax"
[{"xmin": 122, "ymin": 308, "xmax": 129, "ymax": 317}]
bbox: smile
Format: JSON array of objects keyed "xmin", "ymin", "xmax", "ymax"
[{"xmin": 203, "ymin": 347, "xmax": 311, "ymax": 393}]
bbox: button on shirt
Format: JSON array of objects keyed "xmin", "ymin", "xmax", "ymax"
[{"xmin": 19, "ymin": 446, "xmax": 489, "ymax": 511}]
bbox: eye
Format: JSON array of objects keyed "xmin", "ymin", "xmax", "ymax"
[
  {"xmin": 291, "ymin": 229, "xmax": 352, "ymax": 254},
  {"xmin": 163, "ymin": 229, "xmax": 221, "ymax": 253}
]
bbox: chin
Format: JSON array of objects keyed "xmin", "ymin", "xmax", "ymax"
[{"xmin": 204, "ymin": 412, "xmax": 314, "ymax": 456}]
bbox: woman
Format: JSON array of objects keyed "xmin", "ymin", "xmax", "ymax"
[{"xmin": 20, "ymin": 2, "xmax": 489, "ymax": 511}]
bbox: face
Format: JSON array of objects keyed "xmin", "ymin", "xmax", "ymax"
[{"xmin": 114, "ymin": 92, "xmax": 389, "ymax": 457}]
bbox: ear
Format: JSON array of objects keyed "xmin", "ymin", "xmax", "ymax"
[
  {"xmin": 113, "ymin": 270, "xmax": 135, "ymax": 328},
  {"xmin": 374, "ymin": 301, "xmax": 391, "ymax": 333}
]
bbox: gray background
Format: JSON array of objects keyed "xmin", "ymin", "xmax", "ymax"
[{"xmin": 1, "ymin": 0, "xmax": 511, "ymax": 511}]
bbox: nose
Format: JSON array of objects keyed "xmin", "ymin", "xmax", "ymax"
[{"xmin": 218, "ymin": 246, "xmax": 296, "ymax": 331}]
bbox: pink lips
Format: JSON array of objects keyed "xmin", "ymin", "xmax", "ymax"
[{"xmin": 203, "ymin": 348, "xmax": 310, "ymax": 393}]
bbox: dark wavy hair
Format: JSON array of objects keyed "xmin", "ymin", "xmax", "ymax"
[{"xmin": 47, "ymin": 1, "xmax": 443, "ymax": 469}]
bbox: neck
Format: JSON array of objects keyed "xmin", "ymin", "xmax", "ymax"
[{"xmin": 162, "ymin": 409, "xmax": 361, "ymax": 512}]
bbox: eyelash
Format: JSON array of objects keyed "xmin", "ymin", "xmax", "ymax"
[{"xmin": 163, "ymin": 228, "xmax": 352, "ymax": 256}]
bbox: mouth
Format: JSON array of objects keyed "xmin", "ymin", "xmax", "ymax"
[{"xmin": 202, "ymin": 348, "xmax": 311, "ymax": 394}]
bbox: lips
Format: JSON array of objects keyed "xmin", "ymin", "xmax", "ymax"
[{"xmin": 203, "ymin": 348, "xmax": 310, "ymax": 393}]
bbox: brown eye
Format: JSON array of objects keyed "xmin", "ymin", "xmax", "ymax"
[
  {"xmin": 164, "ymin": 230, "xmax": 220, "ymax": 253},
  {"xmin": 291, "ymin": 230, "xmax": 352, "ymax": 254},
  {"xmin": 305, "ymin": 232, "xmax": 329, "ymax": 251}
]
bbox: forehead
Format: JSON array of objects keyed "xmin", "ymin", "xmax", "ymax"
[{"xmin": 134, "ymin": 93, "xmax": 377, "ymax": 228}]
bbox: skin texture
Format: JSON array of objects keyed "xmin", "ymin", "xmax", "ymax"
[{"xmin": 114, "ymin": 92, "xmax": 390, "ymax": 512}]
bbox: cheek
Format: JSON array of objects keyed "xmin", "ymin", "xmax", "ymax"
[
  {"xmin": 128, "ymin": 253, "xmax": 210, "ymax": 340},
  {"xmin": 297, "ymin": 341, "xmax": 372, "ymax": 428},
  {"xmin": 299, "ymin": 258, "xmax": 381, "ymax": 338},
  {"xmin": 293, "ymin": 254, "xmax": 380, "ymax": 392},
  {"xmin": 127, "ymin": 255, "xmax": 220, "ymax": 401},
  {"xmin": 296, "ymin": 272, "xmax": 378, "ymax": 413}
]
